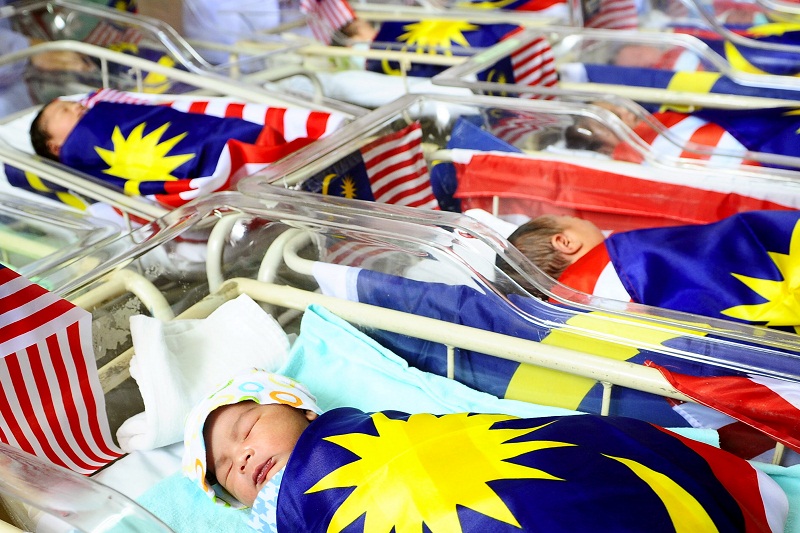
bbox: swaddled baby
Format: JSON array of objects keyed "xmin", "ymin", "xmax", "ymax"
[{"xmin": 184, "ymin": 369, "xmax": 788, "ymax": 533}]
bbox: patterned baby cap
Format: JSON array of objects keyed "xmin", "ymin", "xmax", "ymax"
[{"xmin": 182, "ymin": 369, "xmax": 321, "ymax": 506}]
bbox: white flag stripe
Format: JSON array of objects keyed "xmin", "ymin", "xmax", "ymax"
[
  {"xmin": 283, "ymin": 108, "xmax": 313, "ymax": 142},
  {"xmin": 750, "ymin": 375, "xmax": 800, "ymax": 409},
  {"xmin": 0, "ymin": 295, "xmax": 86, "ymax": 359},
  {"xmin": 369, "ymin": 156, "xmax": 428, "ymax": 193},
  {"xmin": 0, "ymin": 364, "xmax": 51, "ymax": 463},
  {"xmin": 17, "ymin": 349, "xmax": 88, "ymax": 473},
  {"xmin": 365, "ymin": 149, "xmax": 426, "ymax": 186},
  {"xmin": 361, "ymin": 127, "xmax": 422, "ymax": 163},
  {"xmin": 756, "ymin": 469, "xmax": 791, "ymax": 533}
]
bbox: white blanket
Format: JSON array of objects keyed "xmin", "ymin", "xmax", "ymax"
[{"xmin": 116, "ymin": 294, "xmax": 290, "ymax": 451}]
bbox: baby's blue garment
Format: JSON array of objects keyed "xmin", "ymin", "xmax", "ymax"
[
  {"xmin": 247, "ymin": 468, "xmax": 283, "ymax": 533},
  {"xmin": 137, "ymin": 472, "xmax": 251, "ymax": 533},
  {"xmin": 279, "ymin": 304, "xmax": 580, "ymax": 418}
]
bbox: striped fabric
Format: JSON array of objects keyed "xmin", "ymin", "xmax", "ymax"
[
  {"xmin": 83, "ymin": 21, "xmax": 143, "ymax": 48},
  {"xmin": 81, "ymin": 89, "xmax": 346, "ymax": 142},
  {"xmin": 0, "ymin": 265, "xmax": 122, "ymax": 475},
  {"xmin": 507, "ymin": 31, "xmax": 558, "ymax": 98},
  {"xmin": 360, "ymin": 122, "xmax": 438, "ymax": 210},
  {"xmin": 299, "ymin": 0, "xmax": 356, "ymax": 44}
]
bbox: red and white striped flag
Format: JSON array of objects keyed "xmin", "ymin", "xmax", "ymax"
[
  {"xmin": 300, "ymin": 0, "xmax": 356, "ymax": 44},
  {"xmin": 360, "ymin": 122, "xmax": 438, "ymax": 210},
  {"xmin": 80, "ymin": 89, "xmax": 346, "ymax": 143},
  {"xmin": 506, "ymin": 30, "xmax": 558, "ymax": 98},
  {"xmin": 83, "ymin": 21, "xmax": 143, "ymax": 48},
  {"xmin": 583, "ymin": 0, "xmax": 639, "ymax": 29},
  {"xmin": 0, "ymin": 265, "xmax": 122, "ymax": 475},
  {"xmin": 646, "ymin": 361, "xmax": 800, "ymax": 454}
]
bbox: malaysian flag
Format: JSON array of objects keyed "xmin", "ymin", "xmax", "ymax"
[
  {"xmin": 80, "ymin": 88, "xmax": 346, "ymax": 143},
  {"xmin": 582, "ymin": 0, "xmax": 639, "ymax": 29},
  {"xmin": 477, "ymin": 31, "xmax": 559, "ymax": 99},
  {"xmin": 83, "ymin": 21, "xmax": 143, "ymax": 48},
  {"xmin": 299, "ymin": 0, "xmax": 356, "ymax": 44},
  {"xmin": 647, "ymin": 361, "xmax": 800, "ymax": 456},
  {"xmin": 361, "ymin": 122, "xmax": 438, "ymax": 210},
  {"xmin": 0, "ymin": 264, "xmax": 122, "ymax": 475}
]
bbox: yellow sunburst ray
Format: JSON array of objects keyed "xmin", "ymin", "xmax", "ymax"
[
  {"xmin": 307, "ymin": 413, "xmax": 573, "ymax": 532},
  {"xmin": 95, "ymin": 121, "xmax": 195, "ymax": 182},
  {"xmin": 398, "ymin": 20, "xmax": 479, "ymax": 53},
  {"xmin": 722, "ymin": 219, "xmax": 800, "ymax": 327}
]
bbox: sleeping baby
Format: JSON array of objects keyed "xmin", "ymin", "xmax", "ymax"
[{"xmin": 183, "ymin": 369, "xmax": 788, "ymax": 532}]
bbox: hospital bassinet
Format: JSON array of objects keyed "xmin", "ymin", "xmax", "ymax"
[{"xmin": 2, "ymin": 188, "xmax": 800, "ymax": 530}]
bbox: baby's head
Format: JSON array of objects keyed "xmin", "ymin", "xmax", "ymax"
[
  {"xmin": 30, "ymin": 99, "xmax": 87, "ymax": 161},
  {"xmin": 500, "ymin": 215, "xmax": 605, "ymax": 296},
  {"xmin": 183, "ymin": 370, "xmax": 321, "ymax": 507}
]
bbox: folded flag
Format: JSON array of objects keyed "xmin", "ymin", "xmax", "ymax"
[
  {"xmin": 278, "ymin": 408, "xmax": 788, "ymax": 532},
  {"xmin": 57, "ymin": 101, "xmax": 319, "ymax": 208},
  {"xmin": 451, "ymin": 150, "xmax": 796, "ymax": 229},
  {"xmin": 0, "ymin": 264, "xmax": 122, "ymax": 474},
  {"xmin": 477, "ymin": 31, "xmax": 559, "ymax": 98},
  {"xmin": 647, "ymin": 361, "xmax": 800, "ymax": 453}
]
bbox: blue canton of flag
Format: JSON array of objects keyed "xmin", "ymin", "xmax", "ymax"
[
  {"xmin": 366, "ymin": 20, "xmax": 519, "ymax": 78},
  {"xmin": 299, "ymin": 151, "xmax": 375, "ymax": 201},
  {"xmin": 276, "ymin": 408, "xmax": 785, "ymax": 532},
  {"xmin": 607, "ymin": 210, "xmax": 800, "ymax": 332}
]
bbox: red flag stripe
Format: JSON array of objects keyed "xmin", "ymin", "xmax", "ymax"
[
  {"xmin": 648, "ymin": 362, "xmax": 800, "ymax": 451},
  {"xmin": 24, "ymin": 342, "xmax": 99, "ymax": 471},
  {"xmin": 454, "ymin": 153, "xmax": 796, "ymax": 228},
  {"xmin": 657, "ymin": 426, "xmax": 785, "ymax": 532}
]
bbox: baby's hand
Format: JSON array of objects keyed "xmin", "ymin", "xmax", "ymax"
[{"xmin": 30, "ymin": 51, "xmax": 97, "ymax": 72}]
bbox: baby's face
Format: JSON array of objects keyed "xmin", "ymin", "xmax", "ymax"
[
  {"xmin": 42, "ymin": 100, "xmax": 87, "ymax": 155},
  {"xmin": 204, "ymin": 402, "xmax": 317, "ymax": 506}
]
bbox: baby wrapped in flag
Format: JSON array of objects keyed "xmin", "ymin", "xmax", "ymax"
[
  {"xmin": 27, "ymin": 90, "xmax": 344, "ymax": 208},
  {"xmin": 507, "ymin": 210, "xmax": 800, "ymax": 333},
  {"xmin": 183, "ymin": 369, "xmax": 788, "ymax": 532}
]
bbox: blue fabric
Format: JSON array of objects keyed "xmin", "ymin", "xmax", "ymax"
[
  {"xmin": 607, "ymin": 210, "xmax": 800, "ymax": 339},
  {"xmin": 277, "ymin": 409, "xmax": 765, "ymax": 532},
  {"xmin": 366, "ymin": 21, "xmax": 518, "ymax": 78},
  {"xmin": 137, "ymin": 473, "xmax": 251, "ymax": 533},
  {"xmin": 350, "ymin": 268, "xmax": 692, "ymax": 426}
]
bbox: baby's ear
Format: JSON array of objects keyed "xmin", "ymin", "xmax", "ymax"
[
  {"xmin": 46, "ymin": 139, "xmax": 61, "ymax": 158},
  {"xmin": 305, "ymin": 410, "xmax": 319, "ymax": 421}
]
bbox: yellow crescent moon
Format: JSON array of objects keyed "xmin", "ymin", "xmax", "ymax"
[
  {"xmin": 321, "ymin": 173, "xmax": 338, "ymax": 195},
  {"xmin": 604, "ymin": 454, "xmax": 720, "ymax": 532}
]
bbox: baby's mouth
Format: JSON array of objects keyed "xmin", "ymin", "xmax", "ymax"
[{"xmin": 253, "ymin": 458, "xmax": 275, "ymax": 487}]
